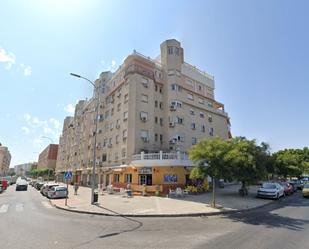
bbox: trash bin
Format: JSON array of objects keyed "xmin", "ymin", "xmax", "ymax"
[
  {"xmin": 127, "ymin": 190, "xmax": 132, "ymax": 197},
  {"xmin": 93, "ymin": 191, "xmax": 98, "ymax": 203}
]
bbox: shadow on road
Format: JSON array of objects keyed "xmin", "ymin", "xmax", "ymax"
[{"xmin": 222, "ymin": 193, "xmax": 309, "ymax": 231}]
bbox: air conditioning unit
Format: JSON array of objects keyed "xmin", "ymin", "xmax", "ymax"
[
  {"xmin": 141, "ymin": 116, "xmax": 147, "ymax": 122},
  {"xmin": 169, "ymin": 138, "xmax": 177, "ymax": 144},
  {"xmin": 169, "ymin": 122, "xmax": 175, "ymax": 127},
  {"xmin": 170, "ymin": 105, "xmax": 176, "ymax": 111},
  {"xmin": 142, "ymin": 137, "xmax": 149, "ymax": 142}
]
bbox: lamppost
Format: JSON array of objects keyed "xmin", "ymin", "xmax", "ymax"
[{"xmin": 70, "ymin": 73, "xmax": 100, "ymax": 205}]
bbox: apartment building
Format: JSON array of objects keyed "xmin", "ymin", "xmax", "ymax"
[
  {"xmin": 0, "ymin": 145, "xmax": 11, "ymax": 176},
  {"xmin": 14, "ymin": 162, "xmax": 37, "ymax": 176},
  {"xmin": 56, "ymin": 39, "xmax": 231, "ymax": 193},
  {"xmin": 37, "ymin": 144, "xmax": 59, "ymax": 170}
]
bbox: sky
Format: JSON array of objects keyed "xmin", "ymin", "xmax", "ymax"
[{"xmin": 1, "ymin": 0, "xmax": 309, "ymax": 167}]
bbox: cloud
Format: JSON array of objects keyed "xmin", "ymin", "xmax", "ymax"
[
  {"xmin": 0, "ymin": 47, "xmax": 15, "ymax": 70},
  {"xmin": 100, "ymin": 59, "xmax": 118, "ymax": 72},
  {"xmin": 22, "ymin": 113, "xmax": 62, "ymax": 145},
  {"xmin": 21, "ymin": 126, "xmax": 30, "ymax": 135},
  {"xmin": 23, "ymin": 66, "xmax": 32, "ymax": 76},
  {"xmin": 64, "ymin": 104, "xmax": 75, "ymax": 114}
]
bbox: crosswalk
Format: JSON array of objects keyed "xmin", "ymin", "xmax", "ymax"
[{"xmin": 0, "ymin": 201, "xmax": 52, "ymax": 214}]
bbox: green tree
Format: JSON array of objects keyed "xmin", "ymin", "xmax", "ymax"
[{"xmin": 189, "ymin": 137, "xmax": 233, "ymax": 181}]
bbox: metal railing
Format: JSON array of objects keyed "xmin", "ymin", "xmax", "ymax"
[{"xmin": 132, "ymin": 151, "xmax": 189, "ymax": 161}]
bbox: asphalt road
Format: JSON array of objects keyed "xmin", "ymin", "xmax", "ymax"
[{"xmin": 0, "ymin": 184, "xmax": 308, "ymax": 249}]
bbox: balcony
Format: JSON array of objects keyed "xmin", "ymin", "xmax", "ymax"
[{"xmin": 131, "ymin": 151, "xmax": 193, "ymax": 167}]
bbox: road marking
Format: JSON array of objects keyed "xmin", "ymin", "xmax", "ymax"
[
  {"xmin": 16, "ymin": 203, "xmax": 24, "ymax": 212},
  {"xmin": 41, "ymin": 201, "xmax": 52, "ymax": 209},
  {"xmin": 0, "ymin": 204, "xmax": 9, "ymax": 213}
]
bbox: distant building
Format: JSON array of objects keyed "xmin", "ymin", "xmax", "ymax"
[
  {"xmin": 38, "ymin": 144, "xmax": 58, "ymax": 170},
  {"xmin": 0, "ymin": 145, "xmax": 11, "ymax": 176},
  {"xmin": 14, "ymin": 163, "xmax": 35, "ymax": 176}
]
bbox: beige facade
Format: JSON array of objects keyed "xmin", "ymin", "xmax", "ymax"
[
  {"xmin": 56, "ymin": 39, "xmax": 231, "ymax": 185},
  {"xmin": 37, "ymin": 144, "xmax": 59, "ymax": 170},
  {"xmin": 0, "ymin": 145, "xmax": 11, "ymax": 176}
]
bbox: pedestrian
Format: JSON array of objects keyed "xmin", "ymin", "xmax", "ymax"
[{"xmin": 74, "ymin": 182, "xmax": 79, "ymax": 195}]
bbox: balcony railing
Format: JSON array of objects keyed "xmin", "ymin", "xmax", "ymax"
[{"xmin": 132, "ymin": 151, "xmax": 189, "ymax": 161}]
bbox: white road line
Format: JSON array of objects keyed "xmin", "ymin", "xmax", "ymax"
[
  {"xmin": 16, "ymin": 203, "xmax": 24, "ymax": 212},
  {"xmin": 0, "ymin": 204, "xmax": 9, "ymax": 213},
  {"xmin": 41, "ymin": 201, "xmax": 52, "ymax": 209}
]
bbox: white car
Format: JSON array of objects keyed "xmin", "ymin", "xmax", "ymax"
[
  {"xmin": 16, "ymin": 179, "xmax": 28, "ymax": 191},
  {"xmin": 47, "ymin": 186, "xmax": 68, "ymax": 199},
  {"xmin": 257, "ymin": 182, "xmax": 284, "ymax": 199}
]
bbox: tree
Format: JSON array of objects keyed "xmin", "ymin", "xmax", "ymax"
[
  {"xmin": 189, "ymin": 137, "xmax": 233, "ymax": 181},
  {"xmin": 224, "ymin": 137, "xmax": 270, "ymax": 190}
]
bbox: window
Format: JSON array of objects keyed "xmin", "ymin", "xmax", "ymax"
[
  {"xmin": 105, "ymin": 110, "xmax": 109, "ymax": 119},
  {"xmin": 123, "ymin": 111, "xmax": 128, "ymax": 120},
  {"xmin": 155, "ymin": 85, "xmax": 158, "ymax": 91},
  {"xmin": 155, "ymin": 116, "xmax": 158, "ymax": 124},
  {"xmin": 168, "ymin": 69, "xmax": 174, "ymax": 76},
  {"xmin": 164, "ymin": 174, "xmax": 178, "ymax": 183},
  {"xmin": 171, "ymin": 84, "xmax": 181, "ymax": 91},
  {"xmin": 208, "ymin": 115, "xmax": 213, "ymax": 122},
  {"xmin": 171, "ymin": 100, "xmax": 182, "ymax": 108},
  {"xmin": 103, "ymin": 139, "xmax": 107, "ymax": 147},
  {"xmin": 168, "ymin": 46, "xmax": 173, "ymax": 54},
  {"xmin": 209, "ymin": 127, "xmax": 214, "ymax": 136},
  {"xmin": 198, "ymin": 98, "xmax": 204, "ymax": 105},
  {"xmin": 175, "ymin": 47, "xmax": 179, "ymax": 55},
  {"xmin": 123, "ymin": 129, "xmax": 128, "ymax": 139},
  {"xmin": 201, "ymin": 124, "xmax": 206, "ymax": 133},
  {"xmin": 189, "ymin": 109, "xmax": 195, "ymax": 115},
  {"xmin": 117, "ymin": 103, "xmax": 121, "ymax": 111},
  {"xmin": 192, "ymin": 137, "xmax": 197, "ymax": 145},
  {"xmin": 122, "ymin": 148, "xmax": 126, "ymax": 158},
  {"xmin": 98, "ymin": 114, "xmax": 104, "ymax": 122},
  {"xmin": 191, "ymin": 123, "xmax": 196, "ymax": 130},
  {"xmin": 160, "ymin": 134, "xmax": 163, "ymax": 143},
  {"xmin": 140, "ymin": 130, "xmax": 149, "ymax": 138},
  {"xmin": 198, "ymin": 85, "xmax": 202, "ymax": 91},
  {"xmin": 160, "ymin": 118, "xmax": 163, "ymax": 126},
  {"xmin": 108, "ymin": 137, "xmax": 112, "ymax": 146},
  {"xmin": 116, "ymin": 119, "xmax": 120, "ymax": 128},
  {"xmin": 102, "ymin": 153, "xmax": 107, "ymax": 162},
  {"xmin": 141, "ymin": 94, "xmax": 148, "ymax": 103},
  {"xmin": 124, "ymin": 93, "xmax": 129, "ymax": 103},
  {"xmin": 140, "ymin": 112, "xmax": 148, "ymax": 121},
  {"xmin": 207, "ymin": 102, "xmax": 213, "ymax": 108},
  {"xmin": 111, "ymin": 108, "xmax": 114, "ymax": 116},
  {"xmin": 116, "ymin": 135, "xmax": 119, "ymax": 144},
  {"xmin": 113, "ymin": 174, "xmax": 120, "ymax": 183},
  {"xmin": 159, "ymin": 102, "xmax": 163, "ymax": 109},
  {"xmin": 155, "ymin": 100, "xmax": 158, "ymax": 107},
  {"xmin": 200, "ymin": 112, "xmax": 205, "ymax": 118},
  {"xmin": 187, "ymin": 93, "xmax": 194, "ymax": 101},
  {"xmin": 125, "ymin": 174, "xmax": 132, "ymax": 183},
  {"xmin": 159, "ymin": 87, "xmax": 162, "ymax": 93},
  {"xmin": 155, "ymin": 133, "xmax": 158, "ymax": 142},
  {"xmin": 98, "ymin": 129, "xmax": 102, "ymax": 134},
  {"xmin": 186, "ymin": 78, "xmax": 194, "ymax": 87},
  {"xmin": 177, "ymin": 117, "xmax": 184, "ymax": 124},
  {"xmin": 142, "ymin": 77, "xmax": 149, "ymax": 88}
]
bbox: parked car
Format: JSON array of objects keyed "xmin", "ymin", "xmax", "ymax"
[
  {"xmin": 1, "ymin": 178, "xmax": 8, "ymax": 190},
  {"xmin": 47, "ymin": 186, "xmax": 68, "ymax": 199},
  {"xmin": 35, "ymin": 182, "xmax": 45, "ymax": 190},
  {"xmin": 16, "ymin": 179, "xmax": 28, "ymax": 191},
  {"xmin": 279, "ymin": 182, "xmax": 294, "ymax": 195},
  {"xmin": 257, "ymin": 182, "xmax": 285, "ymax": 199},
  {"xmin": 302, "ymin": 183, "xmax": 309, "ymax": 197},
  {"xmin": 41, "ymin": 183, "xmax": 59, "ymax": 196},
  {"xmin": 288, "ymin": 180, "xmax": 301, "ymax": 191}
]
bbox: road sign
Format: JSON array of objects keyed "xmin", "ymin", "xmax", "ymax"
[{"xmin": 64, "ymin": 171, "xmax": 72, "ymax": 180}]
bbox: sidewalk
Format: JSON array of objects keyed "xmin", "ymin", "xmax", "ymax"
[{"xmin": 50, "ymin": 184, "xmax": 273, "ymax": 217}]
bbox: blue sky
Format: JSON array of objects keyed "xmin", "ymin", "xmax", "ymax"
[{"xmin": 1, "ymin": 0, "xmax": 309, "ymax": 166}]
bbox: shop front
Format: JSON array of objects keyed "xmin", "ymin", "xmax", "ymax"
[{"xmin": 111, "ymin": 165, "xmax": 191, "ymax": 195}]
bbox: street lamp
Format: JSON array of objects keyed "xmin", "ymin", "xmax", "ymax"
[
  {"xmin": 40, "ymin": 136, "xmax": 54, "ymax": 144},
  {"xmin": 70, "ymin": 72, "xmax": 100, "ymax": 205}
]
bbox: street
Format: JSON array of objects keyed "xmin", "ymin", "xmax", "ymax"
[{"xmin": 0, "ymin": 186, "xmax": 309, "ymax": 249}]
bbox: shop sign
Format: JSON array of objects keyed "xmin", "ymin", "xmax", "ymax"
[
  {"xmin": 138, "ymin": 167, "xmax": 152, "ymax": 174},
  {"xmin": 164, "ymin": 174, "xmax": 178, "ymax": 183}
]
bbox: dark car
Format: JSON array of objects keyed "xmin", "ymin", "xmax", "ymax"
[
  {"xmin": 35, "ymin": 182, "xmax": 45, "ymax": 190},
  {"xmin": 288, "ymin": 181, "xmax": 298, "ymax": 192},
  {"xmin": 279, "ymin": 182, "xmax": 293, "ymax": 195}
]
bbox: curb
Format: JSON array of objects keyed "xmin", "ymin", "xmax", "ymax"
[{"xmin": 49, "ymin": 199, "xmax": 275, "ymax": 218}]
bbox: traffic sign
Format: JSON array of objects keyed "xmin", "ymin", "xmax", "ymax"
[{"xmin": 64, "ymin": 171, "xmax": 72, "ymax": 180}]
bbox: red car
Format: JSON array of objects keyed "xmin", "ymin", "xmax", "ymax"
[
  {"xmin": 1, "ymin": 178, "xmax": 8, "ymax": 190},
  {"xmin": 279, "ymin": 182, "xmax": 294, "ymax": 195}
]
